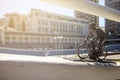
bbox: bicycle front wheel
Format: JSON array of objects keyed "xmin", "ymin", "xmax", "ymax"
[{"xmin": 77, "ymin": 42, "xmax": 89, "ymax": 59}]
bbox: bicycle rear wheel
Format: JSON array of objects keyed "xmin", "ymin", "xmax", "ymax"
[
  {"xmin": 77, "ymin": 42, "xmax": 89, "ymax": 59},
  {"xmin": 96, "ymin": 46, "xmax": 107, "ymax": 60}
]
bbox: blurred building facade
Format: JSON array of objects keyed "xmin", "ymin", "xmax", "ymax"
[
  {"xmin": 0, "ymin": 18, "xmax": 9, "ymax": 28},
  {"xmin": 5, "ymin": 13, "xmax": 26, "ymax": 31},
  {"xmin": 74, "ymin": 0, "xmax": 99, "ymax": 26},
  {"xmin": 105, "ymin": 0, "xmax": 120, "ymax": 39},
  {"xmin": 0, "ymin": 9, "xmax": 89, "ymax": 50}
]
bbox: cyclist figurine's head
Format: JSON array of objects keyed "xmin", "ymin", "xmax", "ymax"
[{"xmin": 89, "ymin": 23, "xmax": 96, "ymax": 31}]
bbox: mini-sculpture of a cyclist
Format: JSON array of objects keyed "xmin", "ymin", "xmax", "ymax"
[
  {"xmin": 77, "ymin": 23, "xmax": 107, "ymax": 60},
  {"xmin": 87, "ymin": 23, "xmax": 106, "ymax": 60}
]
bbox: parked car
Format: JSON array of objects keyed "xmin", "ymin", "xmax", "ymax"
[{"xmin": 105, "ymin": 44, "xmax": 120, "ymax": 52}]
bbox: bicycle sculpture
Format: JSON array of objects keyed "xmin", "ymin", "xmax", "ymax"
[{"xmin": 77, "ymin": 23, "xmax": 107, "ymax": 61}]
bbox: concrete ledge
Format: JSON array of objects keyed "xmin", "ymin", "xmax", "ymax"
[
  {"xmin": 0, "ymin": 53, "xmax": 120, "ymax": 80},
  {"xmin": 0, "ymin": 59, "xmax": 120, "ymax": 80},
  {"xmin": 41, "ymin": 0, "xmax": 120, "ymax": 22}
]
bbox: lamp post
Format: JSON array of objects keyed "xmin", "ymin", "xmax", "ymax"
[
  {"xmin": 54, "ymin": 37, "xmax": 57, "ymax": 55},
  {"xmin": 54, "ymin": 36, "xmax": 63, "ymax": 55},
  {"xmin": 58, "ymin": 36, "xmax": 63, "ymax": 55}
]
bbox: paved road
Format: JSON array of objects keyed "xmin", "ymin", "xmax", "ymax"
[{"xmin": 0, "ymin": 53, "xmax": 120, "ymax": 80}]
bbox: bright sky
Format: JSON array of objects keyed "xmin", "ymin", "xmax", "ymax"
[
  {"xmin": 0, "ymin": 0, "xmax": 74, "ymax": 17},
  {"xmin": 99, "ymin": 0, "xmax": 105, "ymax": 27},
  {"xmin": 0, "ymin": 0, "xmax": 105, "ymax": 26}
]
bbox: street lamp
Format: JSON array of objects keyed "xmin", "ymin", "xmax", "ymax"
[{"xmin": 54, "ymin": 36, "xmax": 63, "ymax": 55}]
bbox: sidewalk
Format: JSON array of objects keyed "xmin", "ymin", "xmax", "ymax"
[
  {"xmin": 106, "ymin": 54, "xmax": 120, "ymax": 60},
  {"xmin": 62, "ymin": 54, "xmax": 120, "ymax": 66},
  {"xmin": 0, "ymin": 52, "xmax": 120, "ymax": 66},
  {"xmin": 63, "ymin": 54, "xmax": 120, "ymax": 60}
]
